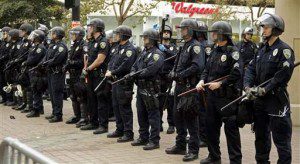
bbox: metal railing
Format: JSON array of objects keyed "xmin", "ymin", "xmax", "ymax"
[{"xmin": 0, "ymin": 137, "xmax": 57, "ymax": 164}]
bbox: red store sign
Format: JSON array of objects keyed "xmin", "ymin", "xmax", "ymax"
[{"xmin": 171, "ymin": 2, "xmax": 219, "ymax": 17}]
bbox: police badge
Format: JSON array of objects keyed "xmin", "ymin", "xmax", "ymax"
[
  {"xmin": 75, "ymin": 47, "xmax": 79, "ymax": 51},
  {"xmin": 36, "ymin": 48, "xmax": 42, "ymax": 54},
  {"xmin": 273, "ymin": 48, "xmax": 278, "ymax": 56},
  {"xmin": 120, "ymin": 49, "xmax": 124, "ymax": 54},
  {"xmin": 221, "ymin": 55, "xmax": 227, "ymax": 62}
]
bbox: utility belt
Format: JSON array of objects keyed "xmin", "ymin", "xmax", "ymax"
[
  {"xmin": 48, "ymin": 66, "xmax": 63, "ymax": 74},
  {"xmin": 210, "ymin": 85, "xmax": 239, "ymax": 99},
  {"xmin": 176, "ymin": 76, "xmax": 198, "ymax": 88},
  {"xmin": 137, "ymin": 79, "xmax": 161, "ymax": 94},
  {"xmin": 69, "ymin": 69, "xmax": 82, "ymax": 75},
  {"xmin": 90, "ymin": 68, "xmax": 105, "ymax": 78}
]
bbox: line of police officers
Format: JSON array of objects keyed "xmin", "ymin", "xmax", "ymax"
[{"xmin": 0, "ymin": 12, "xmax": 294, "ymax": 163}]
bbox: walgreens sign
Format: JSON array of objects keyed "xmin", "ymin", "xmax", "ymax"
[{"xmin": 171, "ymin": 2, "xmax": 219, "ymax": 17}]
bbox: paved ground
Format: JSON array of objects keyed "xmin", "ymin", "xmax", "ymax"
[{"xmin": 0, "ymin": 97, "xmax": 299, "ymax": 164}]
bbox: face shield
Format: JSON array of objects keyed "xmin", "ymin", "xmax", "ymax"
[{"xmin": 28, "ymin": 31, "xmax": 38, "ymax": 42}]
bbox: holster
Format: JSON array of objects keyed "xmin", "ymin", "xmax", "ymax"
[{"xmin": 139, "ymin": 88, "xmax": 159, "ymax": 111}]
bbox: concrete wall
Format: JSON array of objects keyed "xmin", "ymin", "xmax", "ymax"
[{"xmin": 275, "ymin": 0, "xmax": 300, "ymax": 126}]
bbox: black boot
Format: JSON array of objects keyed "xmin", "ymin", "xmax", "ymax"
[
  {"xmin": 45, "ymin": 114, "xmax": 54, "ymax": 120},
  {"xmin": 131, "ymin": 138, "xmax": 148, "ymax": 146},
  {"xmin": 200, "ymin": 156, "xmax": 221, "ymax": 164},
  {"xmin": 165, "ymin": 145, "xmax": 186, "ymax": 155},
  {"xmin": 93, "ymin": 126, "xmax": 108, "ymax": 134},
  {"xmin": 80, "ymin": 123, "xmax": 98, "ymax": 130},
  {"xmin": 21, "ymin": 108, "xmax": 31, "ymax": 113},
  {"xmin": 17, "ymin": 103, "xmax": 27, "ymax": 110},
  {"xmin": 65, "ymin": 116, "xmax": 80, "ymax": 124},
  {"xmin": 166, "ymin": 126, "xmax": 175, "ymax": 134},
  {"xmin": 40, "ymin": 108, "xmax": 44, "ymax": 115},
  {"xmin": 76, "ymin": 119, "xmax": 88, "ymax": 128},
  {"xmin": 143, "ymin": 142, "xmax": 160, "ymax": 150},
  {"xmin": 48, "ymin": 116, "xmax": 63, "ymax": 123},
  {"xmin": 107, "ymin": 131, "xmax": 123, "ymax": 138},
  {"xmin": 117, "ymin": 135, "xmax": 134, "ymax": 143},
  {"xmin": 26, "ymin": 111, "xmax": 40, "ymax": 118},
  {"xmin": 183, "ymin": 153, "xmax": 198, "ymax": 162}
]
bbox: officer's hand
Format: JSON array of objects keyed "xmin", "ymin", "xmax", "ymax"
[
  {"xmin": 252, "ymin": 87, "xmax": 266, "ymax": 97},
  {"xmin": 207, "ymin": 82, "xmax": 221, "ymax": 91},
  {"xmin": 196, "ymin": 80, "xmax": 205, "ymax": 91},
  {"xmin": 81, "ymin": 68, "xmax": 89, "ymax": 77},
  {"xmin": 105, "ymin": 70, "xmax": 112, "ymax": 77},
  {"xmin": 245, "ymin": 87, "xmax": 257, "ymax": 100},
  {"xmin": 159, "ymin": 44, "xmax": 166, "ymax": 52}
]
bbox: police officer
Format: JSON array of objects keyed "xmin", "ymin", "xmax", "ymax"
[
  {"xmin": 196, "ymin": 21, "xmax": 242, "ymax": 164},
  {"xmin": 244, "ymin": 13, "xmax": 294, "ymax": 164},
  {"xmin": 24, "ymin": 30, "xmax": 46, "ymax": 117},
  {"xmin": 5, "ymin": 29, "xmax": 23, "ymax": 107},
  {"xmin": 106, "ymin": 25, "xmax": 137, "ymax": 142},
  {"xmin": 0, "ymin": 27, "xmax": 11, "ymax": 104},
  {"xmin": 18, "ymin": 23, "xmax": 34, "ymax": 113},
  {"xmin": 195, "ymin": 21, "xmax": 209, "ymax": 148},
  {"xmin": 165, "ymin": 19, "xmax": 205, "ymax": 162},
  {"xmin": 236, "ymin": 27, "xmax": 257, "ymax": 66},
  {"xmin": 44, "ymin": 26, "xmax": 68, "ymax": 123},
  {"xmin": 64, "ymin": 26, "xmax": 85, "ymax": 124},
  {"xmin": 80, "ymin": 18, "xmax": 110, "ymax": 135},
  {"xmin": 158, "ymin": 24, "xmax": 177, "ymax": 134},
  {"xmin": 130, "ymin": 28, "xmax": 164, "ymax": 150}
]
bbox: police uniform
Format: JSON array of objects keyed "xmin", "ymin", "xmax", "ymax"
[
  {"xmin": 132, "ymin": 46, "xmax": 164, "ymax": 146},
  {"xmin": 0, "ymin": 40, "xmax": 11, "ymax": 103},
  {"xmin": 244, "ymin": 38, "xmax": 294, "ymax": 163},
  {"xmin": 236, "ymin": 40, "xmax": 257, "ymax": 66},
  {"xmin": 65, "ymin": 39, "xmax": 85, "ymax": 122},
  {"xmin": 200, "ymin": 44, "xmax": 242, "ymax": 163},
  {"xmin": 109, "ymin": 41, "xmax": 137, "ymax": 139},
  {"xmin": 46, "ymin": 41, "xmax": 68, "ymax": 119},
  {"xmin": 26, "ymin": 43, "xmax": 46, "ymax": 115},
  {"xmin": 172, "ymin": 39, "xmax": 205, "ymax": 156},
  {"xmin": 86, "ymin": 35, "xmax": 110, "ymax": 130},
  {"xmin": 159, "ymin": 43, "xmax": 177, "ymax": 131}
]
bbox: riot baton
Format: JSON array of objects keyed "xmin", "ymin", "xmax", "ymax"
[
  {"xmin": 111, "ymin": 54, "xmax": 178, "ymax": 85},
  {"xmin": 94, "ymin": 77, "xmax": 107, "ymax": 92},
  {"xmin": 177, "ymin": 75, "xmax": 230, "ymax": 97},
  {"xmin": 220, "ymin": 61, "xmax": 300, "ymax": 111}
]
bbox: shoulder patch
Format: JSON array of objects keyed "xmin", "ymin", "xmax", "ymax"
[
  {"xmin": 193, "ymin": 46, "xmax": 201, "ymax": 54},
  {"xmin": 283, "ymin": 49, "xmax": 291, "ymax": 59},
  {"xmin": 58, "ymin": 46, "xmax": 64, "ymax": 52},
  {"xmin": 126, "ymin": 50, "xmax": 132, "ymax": 57},
  {"xmin": 100, "ymin": 42, "xmax": 106, "ymax": 49},
  {"xmin": 36, "ymin": 48, "xmax": 42, "ymax": 54},
  {"xmin": 221, "ymin": 54, "xmax": 227, "ymax": 62},
  {"xmin": 232, "ymin": 51, "xmax": 239, "ymax": 60},
  {"xmin": 273, "ymin": 48, "xmax": 278, "ymax": 56},
  {"xmin": 205, "ymin": 47, "xmax": 211, "ymax": 55},
  {"xmin": 153, "ymin": 54, "xmax": 160, "ymax": 61},
  {"xmin": 83, "ymin": 46, "xmax": 88, "ymax": 52}
]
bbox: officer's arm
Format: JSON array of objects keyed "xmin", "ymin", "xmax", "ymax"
[
  {"xmin": 244, "ymin": 59, "xmax": 256, "ymax": 89},
  {"xmin": 26, "ymin": 48, "xmax": 46, "ymax": 66},
  {"xmin": 111, "ymin": 49, "xmax": 136, "ymax": 76},
  {"xmin": 179, "ymin": 45, "xmax": 204, "ymax": 79},
  {"xmin": 220, "ymin": 51, "xmax": 242, "ymax": 86},
  {"xmin": 264, "ymin": 48, "xmax": 295, "ymax": 92},
  {"xmin": 139, "ymin": 54, "xmax": 164, "ymax": 78},
  {"xmin": 88, "ymin": 41, "xmax": 109, "ymax": 70},
  {"xmin": 47, "ymin": 46, "xmax": 68, "ymax": 66}
]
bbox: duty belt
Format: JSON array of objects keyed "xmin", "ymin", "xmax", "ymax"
[{"xmin": 49, "ymin": 66, "xmax": 63, "ymax": 74}]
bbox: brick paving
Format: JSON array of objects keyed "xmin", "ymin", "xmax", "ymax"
[{"xmin": 0, "ymin": 97, "xmax": 299, "ymax": 164}]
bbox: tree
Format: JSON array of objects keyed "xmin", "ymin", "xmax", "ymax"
[{"xmin": 0, "ymin": 0, "xmax": 65, "ymax": 28}]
